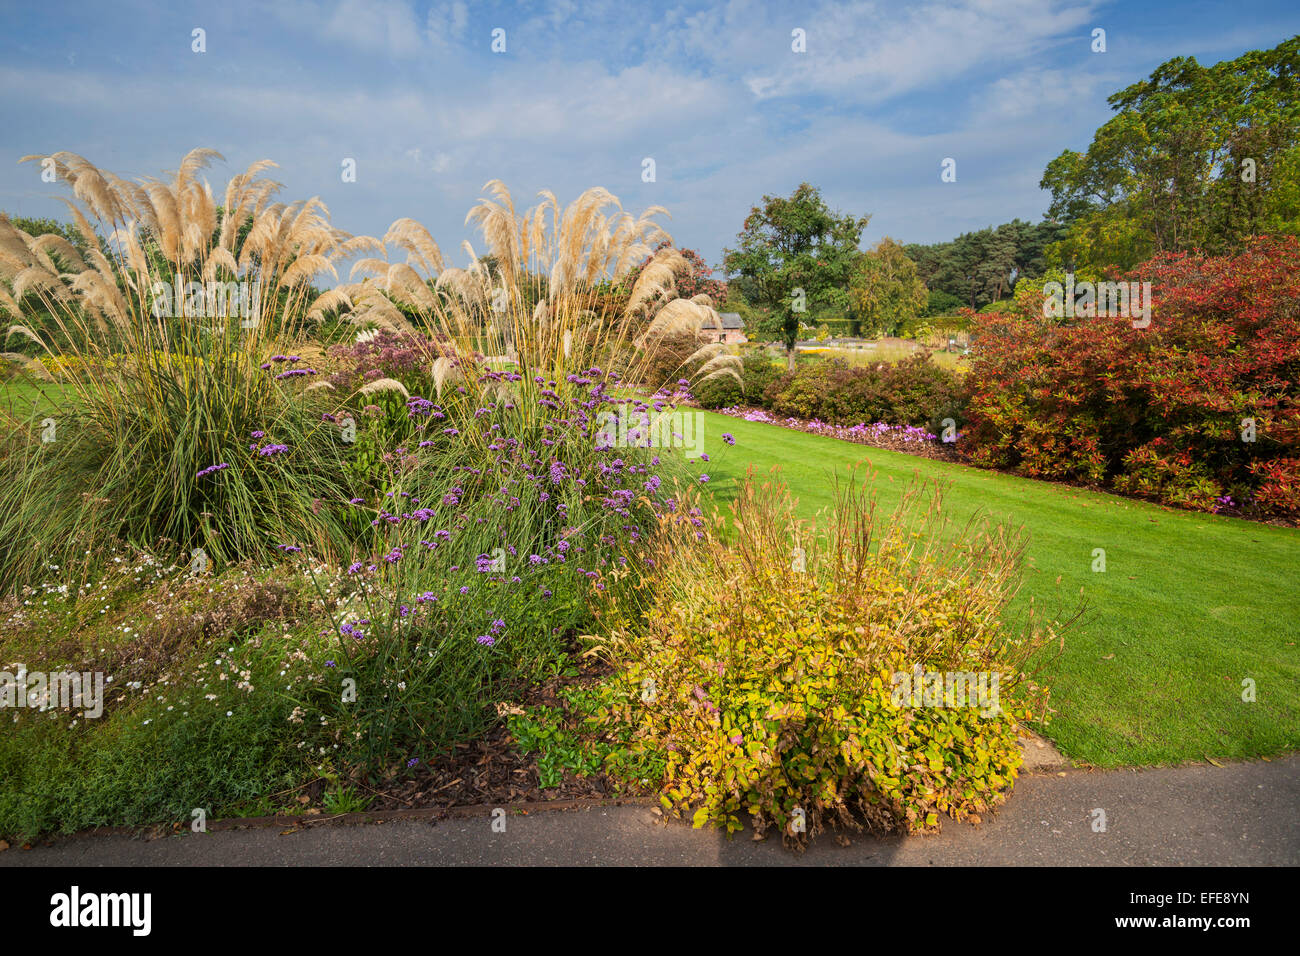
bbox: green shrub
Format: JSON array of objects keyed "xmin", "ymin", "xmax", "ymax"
[
  {"xmin": 878, "ymin": 353, "xmax": 966, "ymax": 433},
  {"xmin": 739, "ymin": 351, "xmax": 782, "ymax": 402},
  {"xmin": 820, "ymin": 364, "xmax": 889, "ymax": 423},
  {"xmin": 692, "ymin": 371, "xmax": 742, "ymax": 409},
  {"xmin": 762, "ymin": 354, "xmax": 963, "ymax": 430},
  {"xmin": 764, "ymin": 359, "xmax": 843, "ymax": 418},
  {"xmin": 277, "ymin": 361, "xmax": 692, "ymax": 771},
  {"xmin": 692, "ymin": 353, "xmax": 775, "ymax": 408}
]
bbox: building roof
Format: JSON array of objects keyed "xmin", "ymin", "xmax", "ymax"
[{"xmin": 715, "ymin": 312, "xmax": 745, "ymax": 329}]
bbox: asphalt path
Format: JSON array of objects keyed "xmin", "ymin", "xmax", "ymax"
[{"xmin": 4, "ymin": 756, "xmax": 1296, "ymax": 866}]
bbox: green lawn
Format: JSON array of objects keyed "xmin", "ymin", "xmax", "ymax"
[
  {"xmin": 0, "ymin": 378, "xmax": 75, "ymax": 418},
  {"xmin": 697, "ymin": 410, "xmax": 1300, "ymax": 768}
]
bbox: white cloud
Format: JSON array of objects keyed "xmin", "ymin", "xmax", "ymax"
[
  {"xmin": 975, "ymin": 66, "xmax": 1116, "ymax": 123},
  {"xmin": 277, "ymin": 0, "xmax": 427, "ymax": 58},
  {"xmin": 677, "ymin": 0, "xmax": 1102, "ymax": 104},
  {"xmin": 427, "ymin": 1, "xmax": 470, "ymax": 47}
]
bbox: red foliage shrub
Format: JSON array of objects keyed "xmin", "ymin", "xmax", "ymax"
[{"xmin": 963, "ymin": 237, "xmax": 1300, "ymax": 516}]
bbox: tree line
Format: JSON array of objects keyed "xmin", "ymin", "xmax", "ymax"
[{"xmin": 721, "ymin": 35, "xmax": 1300, "ymax": 352}]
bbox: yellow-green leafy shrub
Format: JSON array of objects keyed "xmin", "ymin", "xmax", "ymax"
[{"xmin": 592, "ymin": 476, "xmax": 1063, "ymax": 849}]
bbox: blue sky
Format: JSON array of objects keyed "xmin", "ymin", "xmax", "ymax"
[{"xmin": 1, "ymin": 0, "xmax": 1297, "ymax": 275}]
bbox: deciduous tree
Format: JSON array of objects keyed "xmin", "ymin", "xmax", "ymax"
[
  {"xmin": 848, "ymin": 237, "xmax": 927, "ymax": 337},
  {"xmin": 723, "ymin": 183, "xmax": 868, "ymax": 364}
]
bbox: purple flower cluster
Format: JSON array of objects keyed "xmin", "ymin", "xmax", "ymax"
[
  {"xmin": 719, "ymin": 407, "xmax": 938, "ymax": 445},
  {"xmin": 325, "ymin": 331, "xmax": 446, "ymax": 395},
  {"xmin": 312, "ymin": 359, "xmax": 713, "ymax": 669}
]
